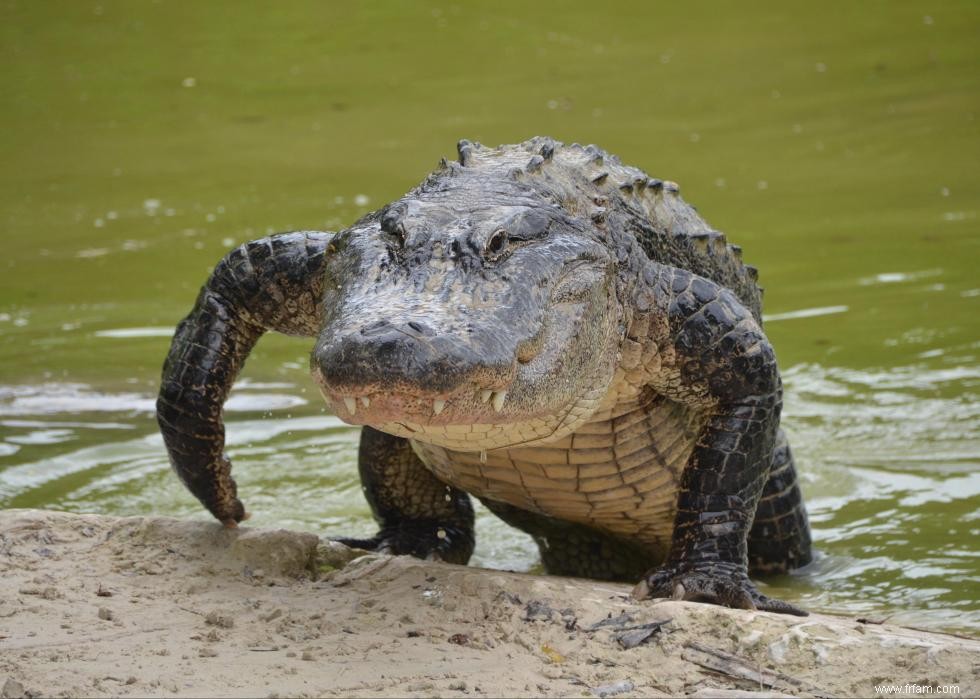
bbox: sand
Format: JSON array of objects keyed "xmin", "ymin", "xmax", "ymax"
[{"xmin": 0, "ymin": 509, "xmax": 976, "ymax": 698}]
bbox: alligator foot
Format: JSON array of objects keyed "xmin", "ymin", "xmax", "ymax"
[
  {"xmin": 633, "ymin": 562, "xmax": 808, "ymax": 617},
  {"xmin": 333, "ymin": 520, "xmax": 473, "ymax": 564}
]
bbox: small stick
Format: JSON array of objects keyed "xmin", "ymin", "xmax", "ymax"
[{"xmin": 682, "ymin": 641, "xmax": 834, "ymax": 698}]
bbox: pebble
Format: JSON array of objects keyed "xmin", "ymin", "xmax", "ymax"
[
  {"xmin": 262, "ymin": 608, "xmax": 283, "ymax": 622},
  {"xmin": 592, "ymin": 679, "xmax": 634, "ymax": 697},
  {"xmin": 1, "ymin": 678, "xmax": 26, "ymax": 699},
  {"xmin": 205, "ymin": 611, "xmax": 234, "ymax": 629},
  {"xmin": 739, "ymin": 630, "xmax": 763, "ymax": 649}
]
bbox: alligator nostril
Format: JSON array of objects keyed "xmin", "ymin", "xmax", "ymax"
[
  {"xmin": 360, "ymin": 320, "xmax": 391, "ymax": 336},
  {"xmin": 357, "ymin": 319, "xmax": 439, "ymax": 342},
  {"xmin": 405, "ymin": 320, "xmax": 436, "ymax": 337}
]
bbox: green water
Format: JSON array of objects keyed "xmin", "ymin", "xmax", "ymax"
[{"xmin": 1, "ymin": 2, "xmax": 978, "ymax": 632}]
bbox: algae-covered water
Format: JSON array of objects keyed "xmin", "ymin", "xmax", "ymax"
[{"xmin": 1, "ymin": 2, "xmax": 978, "ymax": 632}]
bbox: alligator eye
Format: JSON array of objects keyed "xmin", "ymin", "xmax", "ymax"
[{"xmin": 485, "ymin": 229, "xmax": 509, "ymax": 259}]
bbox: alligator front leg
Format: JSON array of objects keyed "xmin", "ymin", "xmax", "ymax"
[
  {"xmin": 634, "ymin": 264, "xmax": 806, "ymax": 616},
  {"xmin": 156, "ymin": 231, "xmax": 332, "ymax": 526},
  {"xmin": 334, "ymin": 427, "xmax": 475, "ymax": 564}
]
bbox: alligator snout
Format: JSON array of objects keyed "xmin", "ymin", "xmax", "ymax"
[{"xmin": 312, "ymin": 317, "xmax": 515, "ymax": 402}]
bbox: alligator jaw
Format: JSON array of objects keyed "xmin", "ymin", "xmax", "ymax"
[{"xmin": 312, "ymin": 367, "xmax": 514, "ymax": 426}]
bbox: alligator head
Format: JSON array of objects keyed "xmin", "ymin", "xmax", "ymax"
[{"xmin": 311, "ymin": 157, "xmax": 630, "ymax": 451}]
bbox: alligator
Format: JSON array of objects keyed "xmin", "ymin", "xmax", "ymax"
[{"xmin": 157, "ymin": 137, "xmax": 813, "ymax": 615}]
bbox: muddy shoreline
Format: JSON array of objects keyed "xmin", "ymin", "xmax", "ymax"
[{"xmin": 0, "ymin": 509, "xmax": 976, "ymax": 698}]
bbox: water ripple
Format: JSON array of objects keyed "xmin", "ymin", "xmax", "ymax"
[{"xmin": 0, "ymin": 360, "xmax": 976, "ymax": 631}]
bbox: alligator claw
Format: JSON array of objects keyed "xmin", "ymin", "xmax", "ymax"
[
  {"xmin": 221, "ymin": 510, "xmax": 251, "ymax": 529},
  {"xmin": 634, "ymin": 562, "xmax": 808, "ymax": 617},
  {"xmin": 331, "ymin": 521, "xmax": 472, "ymax": 564}
]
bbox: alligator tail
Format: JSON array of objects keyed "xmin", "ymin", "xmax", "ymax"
[{"xmin": 156, "ymin": 231, "xmax": 332, "ymax": 525}]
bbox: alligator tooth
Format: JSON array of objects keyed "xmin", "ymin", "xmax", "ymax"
[
  {"xmin": 343, "ymin": 397, "xmax": 357, "ymax": 415},
  {"xmin": 360, "ymin": 396, "xmax": 370, "ymax": 408},
  {"xmin": 491, "ymin": 390, "xmax": 507, "ymax": 413},
  {"xmin": 480, "ymin": 389, "xmax": 493, "ymax": 404},
  {"xmin": 433, "ymin": 399, "xmax": 446, "ymax": 416}
]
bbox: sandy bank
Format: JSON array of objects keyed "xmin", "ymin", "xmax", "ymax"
[{"xmin": 0, "ymin": 509, "xmax": 975, "ymax": 698}]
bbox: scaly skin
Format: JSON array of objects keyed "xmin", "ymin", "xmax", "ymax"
[
  {"xmin": 334, "ymin": 427, "xmax": 475, "ymax": 563},
  {"xmin": 631, "ymin": 264, "xmax": 804, "ymax": 614},
  {"xmin": 158, "ymin": 138, "xmax": 812, "ymax": 616},
  {"xmin": 157, "ymin": 232, "xmax": 330, "ymax": 525}
]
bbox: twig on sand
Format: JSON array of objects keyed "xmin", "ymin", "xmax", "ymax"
[{"xmin": 681, "ymin": 641, "xmax": 834, "ymax": 698}]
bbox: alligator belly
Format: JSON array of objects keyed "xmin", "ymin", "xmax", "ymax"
[{"xmin": 411, "ymin": 396, "xmax": 700, "ymax": 553}]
